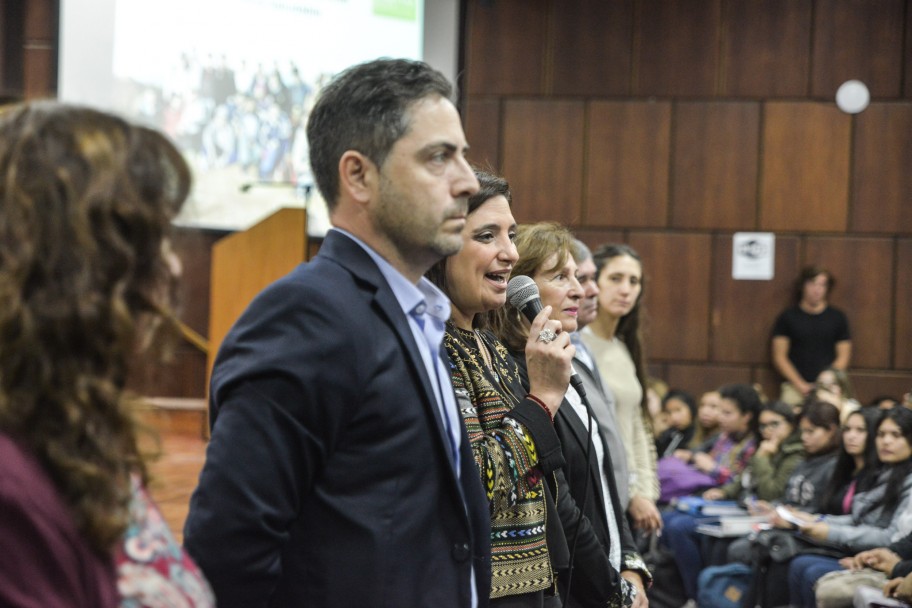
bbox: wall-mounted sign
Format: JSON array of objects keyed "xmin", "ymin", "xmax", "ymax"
[{"xmin": 732, "ymin": 232, "xmax": 775, "ymax": 280}]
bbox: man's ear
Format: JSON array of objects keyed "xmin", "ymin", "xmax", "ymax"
[{"xmin": 338, "ymin": 151, "xmax": 376, "ymax": 204}]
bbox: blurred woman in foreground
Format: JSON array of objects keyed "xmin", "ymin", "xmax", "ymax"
[{"xmin": 0, "ymin": 102, "xmax": 213, "ymax": 606}]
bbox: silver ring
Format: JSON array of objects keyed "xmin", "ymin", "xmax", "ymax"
[{"xmin": 537, "ymin": 328, "xmax": 557, "ymax": 343}]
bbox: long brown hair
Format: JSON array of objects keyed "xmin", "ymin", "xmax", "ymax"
[{"xmin": 0, "ymin": 102, "xmax": 190, "ymax": 554}]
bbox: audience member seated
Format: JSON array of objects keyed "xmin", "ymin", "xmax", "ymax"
[
  {"xmin": 694, "ymin": 390, "xmax": 722, "ymax": 447},
  {"xmin": 704, "ymin": 400, "xmax": 804, "ymax": 504},
  {"xmin": 815, "ymin": 366, "xmax": 862, "ymax": 423},
  {"xmin": 815, "ymin": 529, "xmax": 912, "ymax": 608},
  {"xmin": 655, "ymin": 389, "xmax": 698, "ymax": 458}
]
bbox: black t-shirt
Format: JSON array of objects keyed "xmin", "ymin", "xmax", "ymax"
[{"xmin": 771, "ymin": 305, "xmax": 850, "ymax": 382}]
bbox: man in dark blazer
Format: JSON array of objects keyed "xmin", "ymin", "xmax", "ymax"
[{"xmin": 184, "ymin": 58, "xmax": 490, "ymax": 607}]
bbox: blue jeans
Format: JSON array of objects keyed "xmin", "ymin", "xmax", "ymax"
[
  {"xmin": 661, "ymin": 509, "xmax": 703, "ymax": 599},
  {"xmin": 788, "ymin": 554, "xmax": 843, "ymax": 607}
]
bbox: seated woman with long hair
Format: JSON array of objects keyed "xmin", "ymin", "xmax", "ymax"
[
  {"xmin": 0, "ymin": 102, "xmax": 213, "ymax": 606},
  {"xmin": 787, "ymin": 407, "xmax": 912, "ymax": 607},
  {"xmin": 703, "ymin": 399, "xmax": 805, "ymax": 504}
]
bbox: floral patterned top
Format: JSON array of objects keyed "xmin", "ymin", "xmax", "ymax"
[{"xmin": 116, "ymin": 476, "xmax": 215, "ymax": 608}]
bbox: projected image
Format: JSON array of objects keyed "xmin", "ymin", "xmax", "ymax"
[{"xmin": 102, "ymin": 0, "xmax": 424, "ymax": 231}]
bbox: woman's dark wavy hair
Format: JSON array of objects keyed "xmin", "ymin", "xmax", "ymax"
[
  {"xmin": 861, "ymin": 406, "xmax": 912, "ymax": 519},
  {"xmin": 591, "ymin": 243, "xmax": 649, "ymax": 416},
  {"xmin": 0, "ymin": 102, "xmax": 190, "ymax": 554},
  {"xmin": 818, "ymin": 407, "xmax": 882, "ymax": 514},
  {"xmin": 426, "ymin": 167, "xmax": 511, "ymax": 318}
]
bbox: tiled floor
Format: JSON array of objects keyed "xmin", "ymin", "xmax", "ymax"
[{"xmin": 139, "ymin": 408, "xmax": 208, "ymax": 544}]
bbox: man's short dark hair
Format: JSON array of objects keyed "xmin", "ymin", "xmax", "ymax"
[{"xmin": 306, "ymin": 58, "xmax": 452, "ymax": 210}]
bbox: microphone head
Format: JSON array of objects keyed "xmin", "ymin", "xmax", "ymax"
[{"xmin": 507, "ymin": 275, "xmax": 540, "ymax": 310}]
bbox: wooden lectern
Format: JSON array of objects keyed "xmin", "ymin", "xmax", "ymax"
[{"xmin": 207, "ymin": 207, "xmax": 308, "ymax": 387}]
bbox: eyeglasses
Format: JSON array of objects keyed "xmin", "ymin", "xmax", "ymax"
[{"xmin": 759, "ymin": 420, "xmax": 783, "ymax": 431}]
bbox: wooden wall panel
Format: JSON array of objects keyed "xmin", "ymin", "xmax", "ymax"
[
  {"xmin": 804, "ymin": 237, "xmax": 893, "ymax": 370},
  {"xmin": 760, "ymin": 103, "xmax": 851, "ymax": 232},
  {"xmin": 551, "ymin": 0, "xmax": 633, "ymax": 96},
  {"xmin": 851, "ymin": 372, "xmax": 912, "ymax": 406},
  {"xmin": 665, "ymin": 364, "xmax": 752, "ymax": 399},
  {"xmin": 907, "ymin": 1, "xmax": 912, "ymax": 99},
  {"xmin": 628, "ymin": 232, "xmax": 712, "ymax": 361},
  {"xmin": 634, "ymin": 0, "xmax": 720, "ymax": 97},
  {"xmin": 711, "ymin": 235, "xmax": 800, "ymax": 364},
  {"xmin": 463, "ymin": 97, "xmax": 501, "ymax": 171},
  {"xmin": 23, "ymin": 0, "xmax": 55, "ymax": 98},
  {"xmin": 896, "ymin": 240, "xmax": 912, "ymax": 370},
  {"xmin": 464, "ymin": 0, "xmax": 547, "ymax": 96},
  {"xmin": 851, "ymin": 103, "xmax": 912, "ymax": 234},
  {"xmin": 585, "ymin": 101, "xmax": 671, "ymax": 228},
  {"xmin": 502, "ymin": 100, "xmax": 585, "ymax": 225},
  {"xmin": 720, "ymin": 0, "xmax": 811, "ymax": 97},
  {"xmin": 671, "ymin": 102, "xmax": 760, "ymax": 230},
  {"xmin": 811, "ymin": 0, "xmax": 905, "ymax": 98},
  {"xmin": 754, "ymin": 366, "xmax": 785, "ymax": 404},
  {"xmin": 573, "ymin": 229, "xmax": 626, "ymax": 253}
]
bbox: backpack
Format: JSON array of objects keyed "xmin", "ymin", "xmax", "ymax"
[{"xmin": 697, "ymin": 563, "xmax": 752, "ymax": 608}]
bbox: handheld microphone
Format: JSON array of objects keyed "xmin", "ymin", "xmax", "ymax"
[{"xmin": 506, "ymin": 275, "xmax": 586, "ymax": 398}]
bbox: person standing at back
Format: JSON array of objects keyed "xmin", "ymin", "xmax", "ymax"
[
  {"xmin": 184, "ymin": 58, "xmax": 490, "ymax": 608},
  {"xmin": 582, "ymin": 244, "xmax": 663, "ymax": 534},
  {"xmin": 771, "ymin": 266, "xmax": 852, "ymax": 407}
]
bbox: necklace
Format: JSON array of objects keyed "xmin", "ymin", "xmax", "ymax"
[{"xmin": 473, "ymin": 329, "xmax": 496, "ymax": 376}]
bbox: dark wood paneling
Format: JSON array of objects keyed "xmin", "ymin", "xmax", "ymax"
[
  {"xmin": 572, "ymin": 229, "xmax": 626, "ymax": 253},
  {"xmin": 24, "ymin": 47, "xmax": 54, "ymax": 98},
  {"xmin": 551, "ymin": 0, "xmax": 633, "ymax": 96},
  {"xmin": 24, "ymin": 0, "xmax": 54, "ymax": 39},
  {"xmin": 172, "ymin": 228, "xmax": 223, "ymax": 336},
  {"xmin": 1, "ymin": 0, "xmax": 27, "ymax": 97},
  {"xmin": 502, "ymin": 100, "xmax": 585, "ymax": 225},
  {"xmin": 711, "ymin": 235, "xmax": 800, "ymax": 364},
  {"xmin": 851, "ymin": 103, "xmax": 912, "ymax": 234},
  {"xmin": 665, "ymin": 364, "xmax": 753, "ymax": 399},
  {"xmin": 906, "ymin": 0, "xmax": 912, "ymax": 99},
  {"xmin": 463, "ymin": 97, "xmax": 501, "ymax": 172},
  {"xmin": 671, "ymin": 102, "xmax": 760, "ymax": 230},
  {"xmin": 634, "ymin": 0, "xmax": 720, "ymax": 96},
  {"xmin": 851, "ymin": 372, "xmax": 912, "ymax": 406},
  {"xmin": 811, "ymin": 0, "xmax": 905, "ymax": 98},
  {"xmin": 760, "ymin": 102, "xmax": 851, "ymax": 232},
  {"xmin": 754, "ymin": 366, "xmax": 785, "ymax": 404},
  {"xmin": 127, "ymin": 347, "xmax": 207, "ymax": 399},
  {"xmin": 897, "ymin": 240, "xmax": 912, "ymax": 370},
  {"xmin": 721, "ymin": 0, "xmax": 811, "ymax": 97},
  {"xmin": 464, "ymin": 0, "xmax": 548, "ymax": 96},
  {"xmin": 628, "ymin": 232, "xmax": 712, "ymax": 361},
  {"xmin": 804, "ymin": 237, "xmax": 893, "ymax": 370},
  {"xmin": 585, "ymin": 101, "xmax": 671, "ymax": 228},
  {"xmin": 23, "ymin": 0, "xmax": 56, "ymax": 98}
]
